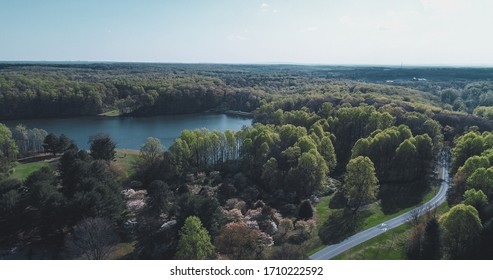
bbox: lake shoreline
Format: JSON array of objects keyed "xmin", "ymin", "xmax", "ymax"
[{"xmin": 3, "ymin": 113, "xmax": 252, "ymax": 150}]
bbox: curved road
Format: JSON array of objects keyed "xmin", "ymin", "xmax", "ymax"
[{"xmin": 310, "ymin": 156, "xmax": 450, "ymax": 260}]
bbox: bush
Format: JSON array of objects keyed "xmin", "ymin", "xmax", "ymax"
[{"xmin": 297, "ymin": 200, "xmax": 314, "ymax": 220}]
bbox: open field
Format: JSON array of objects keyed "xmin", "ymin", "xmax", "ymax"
[{"xmin": 10, "ymin": 160, "xmax": 55, "ymax": 180}]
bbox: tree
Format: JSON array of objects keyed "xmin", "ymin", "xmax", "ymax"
[
  {"xmin": 89, "ymin": 134, "xmax": 116, "ymax": 161},
  {"xmin": 12, "ymin": 124, "xmax": 28, "ymax": 154},
  {"xmin": 261, "ymin": 157, "xmax": 280, "ymax": 193},
  {"xmin": 175, "ymin": 193, "xmax": 224, "ymax": 236},
  {"xmin": 175, "ymin": 216, "xmax": 215, "ymax": 260},
  {"xmin": 43, "ymin": 133, "xmax": 59, "ymax": 156},
  {"xmin": 406, "ymin": 223, "xmax": 425, "ymax": 259},
  {"xmin": 0, "ymin": 123, "xmax": 18, "ymax": 173},
  {"xmin": 287, "ymin": 150, "xmax": 328, "ymax": 197},
  {"xmin": 466, "ymin": 167, "xmax": 493, "ymax": 198},
  {"xmin": 391, "ymin": 139, "xmax": 418, "ymax": 182},
  {"xmin": 440, "ymin": 204, "xmax": 482, "ymax": 259},
  {"xmin": 57, "ymin": 134, "xmax": 75, "ymax": 154},
  {"xmin": 66, "ymin": 217, "xmax": 117, "ymax": 260},
  {"xmin": 270, "ymin": 244, "xmax": 303, "ymax": 260},
  {"xmin": 297, "ymin": 200, "xmax": 314, "ymax": 220},
  {"xmin": 452, "ymin": 131, "xmax": 489, "ymax": 173},
  {"xmin": 463, "ymin": 189, "xmax": 488, "ymax": 211},
  {"xmin": 421, "ymin": 218, "xmax": 441, "ymax": 260},
  {"xmin": 147, "ymin": 180, "xmax": 172, "ymax": 216},
  {"xmin": 215, "ymin": 222, "xmax": 266, "ymax": 260},
  {"xmin": 320, "ymin": 136, "xmax": 337, "ymax": 172},
  {"xmin": 342, "ymin": 156, "xmax": 379, "ymax": 212},
  {"xmin": 139, "ymin": 137, "xmax": 164, "ymax": 165}
]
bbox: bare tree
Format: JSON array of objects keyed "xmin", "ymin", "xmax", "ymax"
[{"xmin": 66, "ymin": 217, "xmax": 118, "ymax": 260}]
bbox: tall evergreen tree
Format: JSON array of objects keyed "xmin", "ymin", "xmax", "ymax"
[
  {"xmin": 421, "ymin": 218, "xmax": 441, "ymax": 260},
  {"xmin": 89, "ymin": 134, "xmax": 116, "ymax": 161},
  {"xmin": 175, "ymin": 216, "xmax": 215, "ymax": 260}
]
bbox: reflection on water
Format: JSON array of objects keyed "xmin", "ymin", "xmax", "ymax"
[{"xmin": 3, "ymin": 113, "xmax": 252, "ymax": 150}]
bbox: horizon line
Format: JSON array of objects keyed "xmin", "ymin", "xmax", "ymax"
[{"xmin": 1, "ymin": 60, "xmax": 493, "ymax": 68}]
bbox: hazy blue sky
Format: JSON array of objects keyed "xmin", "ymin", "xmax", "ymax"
[{"xmin": 1, "ymin": 0, "xmax": 492, "ymax": 65}]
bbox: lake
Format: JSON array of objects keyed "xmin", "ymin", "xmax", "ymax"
[{"xmin": 3, "ymin": 113, "xmax": 252, "ymax": 150}]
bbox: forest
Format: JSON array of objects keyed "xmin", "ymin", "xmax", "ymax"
[{"xmin": 1, "ymin": 63, "xmax": 493, "ymax": 260}]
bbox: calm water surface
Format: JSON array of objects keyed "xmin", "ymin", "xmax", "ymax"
[{"xmin": 4, "ymin": 113, "xmax": 252, "ymax": 150}]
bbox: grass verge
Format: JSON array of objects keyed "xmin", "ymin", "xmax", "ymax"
[
  {"xmin": 359, "ymin": 185, "xmax": 440, "ymax": 230},
  {"xmin": 306, "ymin": 184, "xmax": 440, "ymax": 258},
  {"xmin": 334, "ymin": 201, "xmax": 450, "ymax": 260}
]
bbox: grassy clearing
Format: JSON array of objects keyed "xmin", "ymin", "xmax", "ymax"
[
  {"xmin": 314, "ymin": 196, "xmax": 331, "ymax": 229},
  {"xmin": 113, "ymin": 149, "xmax": 139, "ymax": 179},
  {"xmin": 10, "ymin": 160, "xmax": 53, "ymax": 180},
  {"xmin": 99, "ymin": 109, "xmax": 121, "ymax": 117},
  {"xmin": 108, "ymin": 242, "xmax": 136, "ymax": 259}
]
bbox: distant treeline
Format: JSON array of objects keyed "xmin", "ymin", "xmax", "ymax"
[{"xmin": 0, "ymin": 63, "xmax": 491, "ymax": 121}]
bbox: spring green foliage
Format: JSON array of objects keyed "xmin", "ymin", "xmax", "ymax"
[
  {"xmin": 12, "ymin": 125, "xmax": 48, "ymax": 155},
  {"xmin": 352, "ymin": 125, "xmax": 432, "ymax": 183},
  {"xmin": 342, "ymin": 156, "xmax": 379, "ymax": 212},
  {"xmin": 452, "ymin": 131, "xmax": 493, "ymax": 173},
  {"xmin": 440, "ymin": 204, "xmax": 482, "ymax": 259},
  {"xmin": 176, "ymin": 216, "xmax": 215, "ymax": 260},
  {"xmin": 463, "ymin": 189, "xmax": 488, "ymax": 211},
  {"xmin": 331, "ymin": 106, "xmax": 395, "ymax": 170},
  {"xmin": 139, "ymin": 137, "xmax": 164, "ymax": 164},
  {"xmin": 2, "ymin": 63, "xmax": 468, "ymax": 259},
  {"xmin": 466, "ymin": 167, "xmax": 493, "ymax": 198},
  {"xmin": 0, "ymin": 123, "xmax": 18, "ymax": 174}
]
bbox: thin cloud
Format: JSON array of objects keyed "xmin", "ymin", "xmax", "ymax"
[
  {"xmin": 260, "ymin": 3, "xmax": 277, "ymax": 14},
  {"xmin": 261, "ymin": 3, "xmax": 269, "ymax": 12},
  {"xmin": 339, "ymin": 16, "xmax": 352, "ymax": 24},
  {"xmin": 228, "ymin": 35, "xmax": 248, "ymax": 41},
  {"xmin": 420, "ymin": 0, "xmax": 469, "ymax": 13}
]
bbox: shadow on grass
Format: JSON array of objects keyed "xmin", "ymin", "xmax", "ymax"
[
  {"xmin": 379, "ymin": 180, "xmax": 429, "ymax": 214},
  {"xmin": 318, "ymin": 208, "xmax": 360, "ymax": 245}
]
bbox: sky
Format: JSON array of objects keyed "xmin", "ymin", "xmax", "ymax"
[{"xmin": 0, "ymin": 0, "xmax": 492, "ymax": 65}]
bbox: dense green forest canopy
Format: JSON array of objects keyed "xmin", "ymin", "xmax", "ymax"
[
  {"xmin": 1, "ymin": 63, "xmax": 493, "ymax": 260},
  {"xmin": 1, "ymin": 63, "xmax": 492, "ymax": 122}
]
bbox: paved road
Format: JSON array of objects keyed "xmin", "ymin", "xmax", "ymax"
[{"xmin": 310, "ymin": 157, "xmax": 450, "ymax": 260}]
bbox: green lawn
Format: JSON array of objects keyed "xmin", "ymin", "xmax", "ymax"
[
  {"xmin": 99, "ymin": 109, "xmax": 121, "ymax": 117},
  {"xmin": 10, "ymin": 161, "xmax": 53, "ymax": 180},
  {"xmin": 113, "ymin": 149, "xmax": 139, "ymax": 178},
  {"xmin": 314, "ymin": 196, "xmax": 331, "ymax": 229}
]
